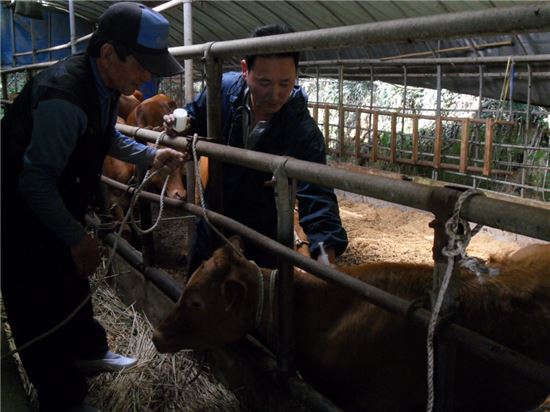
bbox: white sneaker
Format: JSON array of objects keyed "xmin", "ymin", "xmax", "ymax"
[{"xmin": 77, "ymin": 350, "xmax": 137, "ymax": 374}]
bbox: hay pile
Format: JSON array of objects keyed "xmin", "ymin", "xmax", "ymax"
[
  {"xmin": 87, "ymin": 279, "xmax": 242, "ymax": 411},
  {"xmin": 2, "ymin": 275, "xmax": 241, "ymax": 411}
]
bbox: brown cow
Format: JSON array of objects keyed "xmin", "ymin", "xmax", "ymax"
[
  {"xmin": 117, "ymin": 90, "xmax": 143, "ymax": 121},
  {"xmin": 153, "ymin": 240, "xmax": 550, "ymax": 411},
  {"xmin": 125, "ymin": 94, "xmax": 188, "ymax": 200},
  {"xmin": 124, "ymin": 93, "xmax": 210, "ymax": 201}
]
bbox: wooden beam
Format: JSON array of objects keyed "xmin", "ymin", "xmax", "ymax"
[
  {"xmin": 390, "ymin": 112, "xmax": 397, "ymax": 163},
  {"xmin": 459, "ymin": 119, "xmax": 470, "ymax": 173},
  {"xmin": 354, "ymin": 108, "xmax": 362, "ymax": 161},
  {"xmin": 483, "ymin": 118, "xmax": 494, "ymax": 176},
  {"xmin": 371, "ymin": 112, "xmax": 379, "ymax": 162}
]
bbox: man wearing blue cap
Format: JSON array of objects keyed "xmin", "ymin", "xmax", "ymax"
[{"xmin": 1, "ymin": 3, "xmax": 183, "ymax": 411}]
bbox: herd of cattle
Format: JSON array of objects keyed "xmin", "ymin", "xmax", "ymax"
[{"xmin": 105, "ymin": 92, "xmax": 550, "ymax": 411}]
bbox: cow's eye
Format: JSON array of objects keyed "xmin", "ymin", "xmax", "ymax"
[{"xmin": 190, "ymin": 300, "xmax": 203, "ymax": 309}]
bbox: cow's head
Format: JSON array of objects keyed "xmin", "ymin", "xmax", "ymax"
[{"xmin": 153, "ymin": 236, "xmax": 260, "ymax": 352}]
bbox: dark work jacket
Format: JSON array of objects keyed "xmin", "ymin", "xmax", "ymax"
[
  {"xmin": 1, "ymin": 54, "xmax": 116, "ymax": 233},
  {"xmin": 187, "ymin": 72, "xmax": 348, "ymax": 258}
]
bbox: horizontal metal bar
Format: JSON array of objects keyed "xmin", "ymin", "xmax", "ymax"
[
  {"xmin": 116, "ymin": 125, "xmax": 550, "ymax": 240},
  {"xmin": 299, "ymin": 54, "xmax": 550, "ymax": 67},
  {"xmin": 168, "ymin": 4, "xmax": 550, "ymax": 59},
  {"xmin": 99, "ymin": 176, "xmax": 550, "ymax": 390}
]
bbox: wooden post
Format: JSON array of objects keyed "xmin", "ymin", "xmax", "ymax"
[
  {"xmin": 371, "ymin": 112, "xmax": 379, "ymax": 162},
  {"xmin": 483, "ymin": 118, "xmax": 494, "ymax": 176},
  {"xmin": 390, "ymin": 113, "xmax": 397, "ymax": 163},
  {"xmin": 434, "ymin": 116, "xmax": 443, "ymax": 169},
  {"xmin": 312, "ymin": 103, "xmax": 318, "ymax": 124},
  {"xmin": 412, "ymin": 115, "xmax": 419, "ymax": 164},
  {"xmin": 323, "ymin": 104, "xmax": 330, "ymax": 151},
  {"xmin": 354, "ymin": 109, "xmax": 362, "ymax": 162},
  {"xmin": 459, "ymin": 119, "xmax": 470, "ymax": 173}
]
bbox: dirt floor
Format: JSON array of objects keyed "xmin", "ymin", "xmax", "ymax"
[
  {"xmin": 151, "ymin": 191, "xmax": 530, "ymax": 281},
  {"xmin": 335, "ymin": 193, "xmax": 526, "ymax": 266}
]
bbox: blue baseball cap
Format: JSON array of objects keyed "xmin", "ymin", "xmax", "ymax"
[{"xmin": 96, "ymin": 2, "xmax": 183, "ymax": 77}]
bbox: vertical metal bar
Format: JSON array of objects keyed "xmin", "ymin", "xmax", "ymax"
[
  {"xmin": 509, "ymin": 62, "xmax": 515, "ymax": 120},
  {"xmin": 436, "ymin": 65, "xmax": 442, "ymax": 117},
  {"xmin": 185, "ymin": 161, "xmax": 196, "ymax": 206},
  {"xmin": 338, "ymin": 65, "xmax": 344, "ymax": 158},
  {"xmin": 459, "ymin": 119, "xmax": 470, "ymax": 173},
  {"xmin": 474, "ymin": 65, "xmax": 484, "ymax": 189},
  {"xmin": 483, "ymin": 118, "xmax": 494, "ymax": 176},
  {"xmin": 274, "ymin": 168, "xmax": 295, "ymax": 376},
  {"xmin": 68, "ymin": 0, "xmax": 77, "ymax": 55},
  {"xmin": 139, "ymin": 198, "xmax": 156, "ymax": 267},
  {"xmin": 369, "ymin": 66, "xmax": 374, "ymax": 139},
  {"xmin": 526, "ymin": 63, "xmax": 532, "ymax": 131},
  {"xmin": 183, "ymin": 0, "xmax": 194, "ymax": 104},
  {"xmin": 354, "ymin": 108, "xmax": 361, "ymax": 163},
  {"xmin": 477, "ymin": 65, "xmax": 483, "ymax": 118},
  {"xmin": 312, "ymin": 67, "xmax": 319, "ymax": 123},
  {"xmin": 324, "ymin": 103, "xmax": 330, "ymax": 150},
  {"xmin": 521, "ymin": 64, "xmax": 532, "ymax": 198},
  {"xmin": 48, "ymin": 8, "xmax": 52, "ymax": 62},
  {"xmin": 434, "ymin": 116, "xmax": 442, "ymax": 169},
  {"xmin": 204, "ymin": 54, "xmax": 224, "ymax": 217},
  {"xmin": 316, "ymin": 66, "xmax": 320, "ymax": 104},
  {"xmin": 433, "ymin": 65, "xmax": 442, "ymax": 180},
  {"xmin": 402, "ymin": 65, "xmax": 407, "ymax": 134},
  {"xmin": 429, "ymin": 188, "xmax": 459, "ymax": 412}
]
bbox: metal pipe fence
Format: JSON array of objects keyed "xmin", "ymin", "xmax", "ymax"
[{"xmin": 104, "ymin": 126, "xmax": 550, "ymax": 394}]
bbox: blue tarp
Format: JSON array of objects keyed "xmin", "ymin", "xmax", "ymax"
[
  {"xmin": 1, "ymin": 5, "xmax": 160, "ymax": 96},
  {"xmin": 1, "ymin": 5, "xmax": 94, "ymax": 68}
]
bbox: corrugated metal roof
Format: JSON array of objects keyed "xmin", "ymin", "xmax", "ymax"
[{"xmin": 13, "ymin": 1, "xmax": 550, "ymax": 106}]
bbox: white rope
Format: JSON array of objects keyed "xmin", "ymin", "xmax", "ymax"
[
  {"xmin": 190, "ymin": 133, "xmax": 244, "ymax": 258},
  {"xmin": 426, "ymin": 189, "xmax": 484, "ymax": 412},
  {"xmin": 128, "ymin": 131, "xmax": 171, "ymax": 235}
]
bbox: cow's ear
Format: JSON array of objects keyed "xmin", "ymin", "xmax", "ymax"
[
  {"xmin": 222, "ymin": 279, "xmax": 248, "ymax": 312},
  {"xmin": 228, "ymin": 236, "xmax": 245, "ymax": 254}
]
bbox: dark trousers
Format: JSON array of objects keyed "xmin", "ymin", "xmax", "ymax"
[{"xmin": 1, "ymin": 220, "xmax": 108, "ymax": 412}]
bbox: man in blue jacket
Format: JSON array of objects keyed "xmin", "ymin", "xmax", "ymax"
[
  {"xmin": 1, "ymin": 3, "xmax": 183, "ymax": 411},
  {"xmin": 175, "ymin": 24, "xmax": 348, "ymax": 270}
]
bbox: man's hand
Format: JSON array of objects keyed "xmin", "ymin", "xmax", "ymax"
[
  {"xmin": 70, "ymin": 234, "xmax": 101, "ymax": 278},
  {"xmin": 152, "ymin": 147, "xmax": 185, "ymax": 172},
  {"xmin": 163, "ymin": 113, "xmax": 190, "ymax": 138},
  {"xmin": 317, "ymin": 245, "xmax": 336, "ymax": 266}
]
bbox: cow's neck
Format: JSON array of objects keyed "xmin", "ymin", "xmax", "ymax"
[{"xmin": 253, "ymin": 268, "xmax": 321, "ymax": 351}]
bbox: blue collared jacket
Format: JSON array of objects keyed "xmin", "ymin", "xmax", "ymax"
[{"xmin": 186, "ymin": 72, "xmax": 348, "ymax": 259}]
